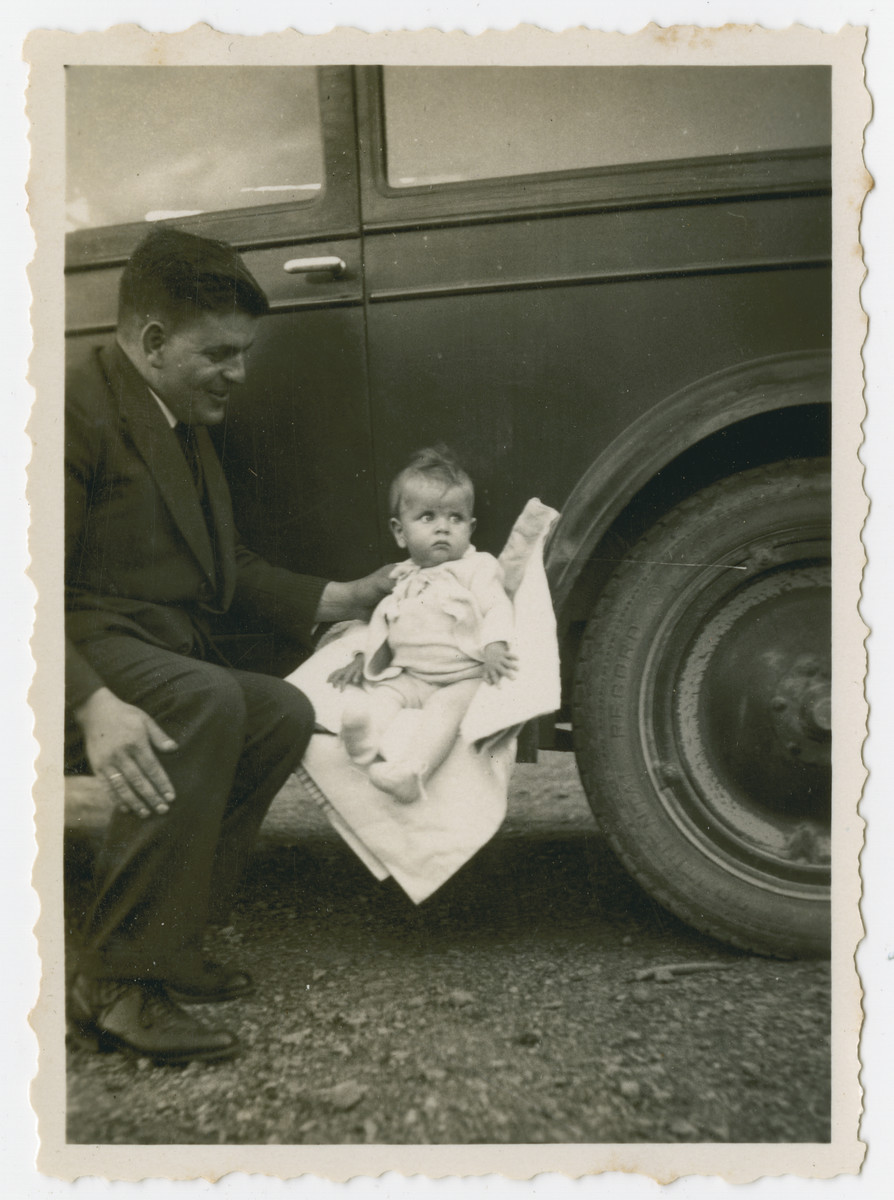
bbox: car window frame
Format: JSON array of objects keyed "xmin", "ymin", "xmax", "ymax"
[
  {"xmin": 64, "ymin": 66, "xmax": 361, "ymax": 272},
  {"xmin": 356, "ymin": 66, "xmax": 832, "ymax": 232}
]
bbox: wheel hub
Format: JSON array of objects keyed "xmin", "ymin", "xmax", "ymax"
[
  {"xmin": 769, "ymin": 655, "xmax": 832, "ymax": 765},
  {"xmin": 651, "ymin": 553, "xmax": 831, "ymax": 882}
]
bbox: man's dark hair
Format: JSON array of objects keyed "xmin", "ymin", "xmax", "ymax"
[
  {"xmin": 389, "ymin": 444, "xmax": 474, "ymax": 516},
  {"xmin": 118, "ymin": 227, "xmax": 270, "ymax": 328}
]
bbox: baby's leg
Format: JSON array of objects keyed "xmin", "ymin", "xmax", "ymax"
[
  {"xmin": 341, "ymin": 684, "xmax": 405, "ymax": 765},
  {"xmin": 368, "ymin": 678, "xmax": 481, "ymax": 803},
  {"xmin": 412, "ymin": 678, "xmax": 482, "ymax": 777}
]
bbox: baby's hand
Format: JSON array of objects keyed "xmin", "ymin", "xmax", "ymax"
[
  {"xmin": 327, "ymin": 653, "xmax": 366, "ymax": 691},
  {"xmin": 481, "ymin": 641, "xmax": 519, "ymax": 685}
]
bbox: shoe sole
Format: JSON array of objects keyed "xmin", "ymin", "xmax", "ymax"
[
  {"xmin": 67, "ymin": 1021, "xmax": 240, "ymax": 1065},
  {"xmin": 167, "ymin": 983, "xmax": 255, "ymax": 1005}
]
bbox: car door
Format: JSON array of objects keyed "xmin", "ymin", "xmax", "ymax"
[
  {"xmin": 354, "ymin": 65, "xmax": 831, "ymax": 554},
  {"xmin": 65, "ymin": 64, "xmax": 379, "ymax": 582}
]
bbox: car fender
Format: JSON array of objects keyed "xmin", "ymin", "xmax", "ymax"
[{"xmin": 545, "ymin": 350, "xmax": 832, "ymax": 621}]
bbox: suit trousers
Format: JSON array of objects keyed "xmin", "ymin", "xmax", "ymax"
[{"xmin": 75, "ymin": 633, "xmax": 315, "ymax": 983}]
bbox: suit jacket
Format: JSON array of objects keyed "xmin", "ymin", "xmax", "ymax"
[{"xmin": 65, "ymin": 342, "xmax": 328, "ymax": 710}]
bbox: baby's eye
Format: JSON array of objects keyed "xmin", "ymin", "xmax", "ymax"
[{"xmin": 420, "ymin": 512, "xmax": 434, "ymax": 522}]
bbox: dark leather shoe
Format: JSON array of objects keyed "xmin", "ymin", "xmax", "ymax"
[
  {"xmin": 166, "ymin": 960, "xmax": 254, "ymax": 1004},
  {"xmin": 68, "ymin": 975, "xmax": 240, "ymax": 1064}
]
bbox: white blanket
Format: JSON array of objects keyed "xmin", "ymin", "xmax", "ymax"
[{"xmin": 284, "ymin": 499, "xmax": 561, "ymax": 903}]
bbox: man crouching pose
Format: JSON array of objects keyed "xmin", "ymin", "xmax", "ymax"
[{"xmin": 65, "ymin": 228, "xmax": 394, "ymax": 1063}]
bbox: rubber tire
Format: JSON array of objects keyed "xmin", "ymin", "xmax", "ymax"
[{"xmin": 572, "ymin": 459, "xmax": 831, "ymax": 958}]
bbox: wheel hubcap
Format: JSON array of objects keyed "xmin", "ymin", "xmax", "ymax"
[{"xmin": 645, "ymin": 526, "xmax": 831, "ymax": 895}]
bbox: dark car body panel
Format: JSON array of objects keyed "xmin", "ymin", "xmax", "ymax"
[{"xmin": 65, "ymin": 63, "xmax": 832, "ymax": 686}]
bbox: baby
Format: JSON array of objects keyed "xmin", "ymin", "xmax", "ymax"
[{"xmin": 328, "ymin": 446, "xmax": 517, "ymax": 803}]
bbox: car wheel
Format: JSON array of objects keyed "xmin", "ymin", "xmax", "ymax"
[{"xmin": 572, "ymin": 458, "xmax": 831, "ymax": 957}]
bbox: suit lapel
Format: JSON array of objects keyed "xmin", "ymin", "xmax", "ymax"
[{"xmin": 102, "ymin": 345, "xmax": 217, "ymax": 586}]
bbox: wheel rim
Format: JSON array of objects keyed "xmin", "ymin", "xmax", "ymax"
[{"xmin": 641, "ymin": 519, "xmax": 831, "ymax": 899}]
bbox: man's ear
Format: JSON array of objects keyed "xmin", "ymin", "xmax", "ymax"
[
  {"xmin": 389, "ymin": 517, "xmax": 407, "ymax": 549},
  {"xmin": 140, "ymin": 321, "xmax": 167, "ymax": 367}
]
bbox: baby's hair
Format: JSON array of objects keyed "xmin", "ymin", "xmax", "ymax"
[{"xmin": 389, "ymin": 445, "xmax": 474, "ymax": 517}]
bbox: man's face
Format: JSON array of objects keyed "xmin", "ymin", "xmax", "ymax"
[
  {"xmin": 390, "ymin": 479, "xmax": 476, "ymax": 569},
  {"xmin": 145, "ymin": 309, "xmax": 258, "ymax": 426}
]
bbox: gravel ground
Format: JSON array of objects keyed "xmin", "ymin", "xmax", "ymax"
[{"xmin": 64, "ymin": 754, "xmax": 831, "ymax": 1145}]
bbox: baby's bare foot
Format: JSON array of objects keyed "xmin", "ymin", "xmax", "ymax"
[
  {"xmin": 368, "ymin": 761, "xmax": 423, "ymax": 804},
  {"xmin": 341, "ymin": 694, "xmax": 377, "ymax": 765}
]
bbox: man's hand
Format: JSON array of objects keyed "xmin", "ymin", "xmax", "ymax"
[
  {"xmin": 327, "ymin": 653, "xmax": 367, "ymax": 691},
  {"xmin": 481, "ymin": 641, "xmax": 519, "ymax": 685},
  {"xmin": 315, "ymin": 564, "xmax": 400, "ymax": 623},
  {"xmin": 74, "ymin": 687, "xmax": 178, "ymax": 819},
  {"xmin": 353, "ymin": 563, "xmax": 401, "ymax": 611}
]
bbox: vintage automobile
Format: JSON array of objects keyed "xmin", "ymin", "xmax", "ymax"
[{"xmin": 65, "ymin": 64, "xmax": 832, "ymax": 957}]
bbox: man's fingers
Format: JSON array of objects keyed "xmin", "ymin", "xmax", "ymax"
[
  {"xmin": 104, "ymin": 764, "xmax": 154, "ymax": 818},
  {"xmin": 122, "ymin": 759, "xmax": 167, "ymax": 816},
  {"xmin": 138, "ymin": 716, "xmax": 177, "ymax": 803},
  {"xmin": 103, "ymin": 739, "xmax": 174, "ymax": 817},
  {"xmin": 130, "ymin": 743, "xmax": 175, "ymax": 808},
  {"xmin": 145, "ymin": 714, "xmax": 178, "ymax": 753}
]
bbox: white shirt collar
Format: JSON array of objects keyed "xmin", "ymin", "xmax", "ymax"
[
  {"xmin": 149, "ymin": 388, "xmax": 178, "ymax": 429},
  {"xmin": 393, "ymin": 545, "xmax": 477, "ymax": 580}
]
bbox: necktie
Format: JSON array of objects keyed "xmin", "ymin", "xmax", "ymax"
[
  {"xmin": 175, "ymin": 423, "xmax": 204, "ymax": 496},
  {"xmin": 175, "ymin": 423, "xmax": 218, "ymax": 594}
]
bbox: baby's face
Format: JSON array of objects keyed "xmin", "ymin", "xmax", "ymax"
[{"xmin": 390, "ymin": 480, "xmax": 476, "ymax": 568}]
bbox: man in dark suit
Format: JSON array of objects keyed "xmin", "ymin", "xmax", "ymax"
[{"xmin": 66, "ymin": 228, "xmax": 394, "ymax": 1064}]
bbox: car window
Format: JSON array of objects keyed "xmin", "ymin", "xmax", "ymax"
[
  {"xmin": 66, "ymin": 66, "xmax": 324, "ymax": 232},
  {"xmin": 382, "ymin": 66, "xmax": 830, "ymax": 187}
]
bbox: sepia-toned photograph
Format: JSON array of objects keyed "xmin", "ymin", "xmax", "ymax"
[{"xmin": 24, "ymin": 20, "xmax": 869, "ymax": 1184}]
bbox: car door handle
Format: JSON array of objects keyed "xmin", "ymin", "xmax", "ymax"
[{"xmin": 283, "ymin": 256, "xmax": 347, "ymax": 277}]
